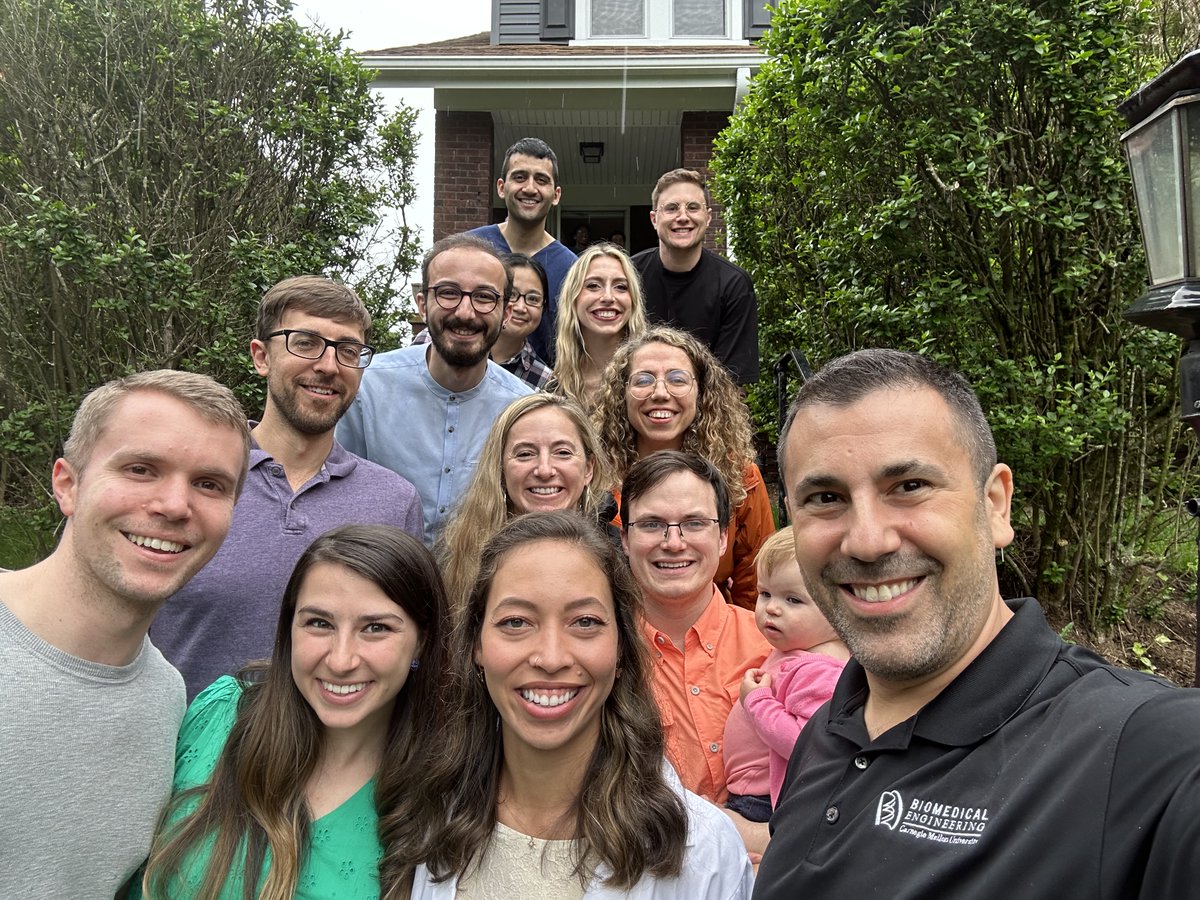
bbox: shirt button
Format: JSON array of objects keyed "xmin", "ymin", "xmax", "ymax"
[
  {"xmin": 449, "ymin": 395, "xmax": 458, "ymax": 401},
  {"xmin": 825, "ymin": 806, "xmax": 839, "ymax": 823},
  {"xmin": 269, "ymin": 465, "xmax": 283, "ymax": 477},
  {"xmin": 706, "ymin": 643, "xmax": 714, "ymax": 650},
  {"xmin": 690, "ymin": 686, "xmax": 700, "ymax": 696},
  {"xmin": 854, "ymin": 755, "xmax": 870, "ymax": 770},
  {"xmin": 709, "ymin": 742, "xmax": 719, "ymax": 753},
  {"xmin": 656, "ymin": 635, "xmax": 665, "ymax": 645},
  {"xmin": 448, "ymin": 426, "xmax": 455, "ymax": 433},
  {"xmin": 443, "ymin": 466, "xmax": 451, "ymax": 473},
  {"xmin": 439, "ymin": 506, "xmax": 447, "ymax": 513}
]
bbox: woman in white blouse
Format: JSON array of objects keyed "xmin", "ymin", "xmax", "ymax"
[{"xmin": 384, "ymin": 511, "xmax": 752, "ymax": 899}]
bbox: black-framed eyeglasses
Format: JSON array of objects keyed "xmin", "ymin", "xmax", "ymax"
[
  {"xmin": 628, "ymin": 369, "xmax": 696, "ymax": 399},
  {"xmin": 429, "ymin": 283, "xmax": 504, "ymax": 313},
  {"xmin": 511, "ymin": 290, "xmax": 544, "ymax": 309},
  {"xmin": 266, "ymin": 330, "xmax": 374, "ymax": 369},
  {"xmin": 656, "ymin": 201, "xmax": 707, "ymax": 216},
  {"xmin": 625, "ymin": 518, "xmax": 720, "ymax": 541}
]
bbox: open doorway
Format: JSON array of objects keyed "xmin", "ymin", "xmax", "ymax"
[{"xmin": 562, "ymin": 210, "xmax": 629, "ymax": 254}]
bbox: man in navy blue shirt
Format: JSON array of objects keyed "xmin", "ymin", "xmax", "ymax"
[{"xmin": 467, "ymin": 137, "xmax": 575, "ymax": 363}]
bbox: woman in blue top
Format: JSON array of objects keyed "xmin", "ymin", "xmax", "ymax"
[{"xmin": 141, "ymin": 524, "xmax": 446, "ymax": 899}]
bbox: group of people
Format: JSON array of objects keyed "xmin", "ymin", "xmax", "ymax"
[{"xmin": 4, "ymin": 134, "xmax": 1200, "ymax": 900}]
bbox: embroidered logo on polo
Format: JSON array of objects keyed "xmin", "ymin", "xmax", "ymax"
[{"xmin": 875, "ymin": 791, "xmax": 989, "ymax": 846}]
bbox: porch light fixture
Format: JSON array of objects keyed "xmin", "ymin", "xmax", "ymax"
[
  {"xmin": 579, "ymin": 141, "xmax": 604, "ymax": 164},
  {"xmin": 1120, "ymin": 48, "xmax": 1200, "ymax": 420},
  {"xmin": 1118, "ymin": 48, "xmax": 1200, "ymax": 686}
]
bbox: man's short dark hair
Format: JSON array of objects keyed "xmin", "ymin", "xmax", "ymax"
[
  {"xmin": 255, "ymin": 276, "xmax": 371, "ymax": 342},
  {"xmin": 778, "ymin": 349, "xmax": 997, "ymax": 487},
  {"xmin": 420, "ymin": 233, "xmax": 514, "ymax": 302},
  {"xmin": 501, "ymin": 137, "xmax": 560, "ymax": 185},
  {"xmin": 620, "ymin": 450, "xmax": 731, "ymax": 530}
]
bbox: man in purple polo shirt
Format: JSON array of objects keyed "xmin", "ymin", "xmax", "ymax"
[{"xmin": 152, "ymin": 277, "xmax": 423, "ymax": 700}]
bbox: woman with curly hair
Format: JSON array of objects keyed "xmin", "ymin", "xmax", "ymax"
[
  {"xmin": 550, "ymin": 243, "xmax": 648, "ymax": 406},
  {"xmin": 594, "ymin": 326, "xmax": 774, "ymax": 609},
  {"xmin": 139, "ymin": 525, "xmax": 446, "ymax": 900},
  {"xmin": 437, "ymin": 392, "xmax": 611, "ymax": 610},
  {"xmin": 386, "ymin": 511, "xmax": 752, "ymax": 898}
]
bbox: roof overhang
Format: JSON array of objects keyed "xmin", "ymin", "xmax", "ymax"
[
  {"xmin": 362, "ymin": 46, "xmax": 767, "ymax": 208},
  {"xmin": 366, "ymin": 51, "xmax": 766, "ymax": 92}
]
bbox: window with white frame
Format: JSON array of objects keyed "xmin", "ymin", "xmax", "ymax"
[
  {"xmin": 591, "ymin": 0, "xmax": 643, "ymax": 37},
  {"xmin": 586, "ymin": 0, "xmax": 729, "ymax": 40},
  {"xmin": 674, "ymin": 0, "xmax": 725, "ymax": 36}
]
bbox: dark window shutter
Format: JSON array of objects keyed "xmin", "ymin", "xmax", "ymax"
[
  {"xmin": 743, "ymin": 0, "xmax": 777, "ymax": 38},
  {"xmin": 541, "ymin": 0, "xmax": 574, "ymax": 39}
]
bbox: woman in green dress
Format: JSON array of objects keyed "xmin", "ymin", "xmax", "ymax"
[{"xmin": 140, "ymin": 524, "xmax": 446, "ymax": 900}]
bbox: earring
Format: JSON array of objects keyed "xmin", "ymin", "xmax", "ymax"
[
  {"xmin": 475, "ymin": 666, "xmax": 484, "ymax": 682},
  {"xmin": 410, "ymin": 659, "xmax": 420, "ymax": 671}
]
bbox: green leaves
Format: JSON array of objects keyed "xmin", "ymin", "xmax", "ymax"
[
  {"xmin": 714, "ymin": 0, "xmax": 1189, "ymax": 625},
  {"xmin": 0, "ymin": 0, "xmax": 422, "ymax": 533}
]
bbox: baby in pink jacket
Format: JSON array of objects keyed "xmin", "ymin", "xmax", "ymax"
[{"xmin": 722, "ymin": 527, "xmax": 850, "ymax": 821}]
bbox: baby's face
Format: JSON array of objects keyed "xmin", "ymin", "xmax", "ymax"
[{"xmin": 755, "ymin": 558, "xmax": 839, "ymax": 653}]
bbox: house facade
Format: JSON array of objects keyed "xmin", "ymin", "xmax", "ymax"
[{"xmin": 365, "ymin": 0, "xmax": 775, "ymax": 255}]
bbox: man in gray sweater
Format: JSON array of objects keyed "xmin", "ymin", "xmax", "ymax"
[{"xmin": 0, "ymin": 369, "xmax": 249, "ymax": 898}]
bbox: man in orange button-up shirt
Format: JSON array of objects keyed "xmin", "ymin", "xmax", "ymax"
[{"xmin": 620, "ymin": 451, "xmax": 770, "ymax": 803}]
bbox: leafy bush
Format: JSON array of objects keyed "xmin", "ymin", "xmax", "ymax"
[
  {"xmin": 714, "ymin": 0, "xmax": 1193, "ymax": 624},
  {"xmin": 0, "ymin": 0, "xmax": 420, "ymax": 516}
]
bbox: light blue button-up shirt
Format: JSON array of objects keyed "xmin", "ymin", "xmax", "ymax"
[{"xmin": 336, "ymin": 344, "xmax": 533, "ymax": 545}]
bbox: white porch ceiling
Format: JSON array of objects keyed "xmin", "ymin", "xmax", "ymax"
[{"xmin": 492, "ymin": 108, "xmax": 681, "ymax": 190}]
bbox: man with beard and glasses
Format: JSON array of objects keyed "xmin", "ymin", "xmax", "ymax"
[
  {"xmin": 153, "ymin": 276, "xmax": 423, "ymax": 700},
  {"xmin": 338, "ymin": 234, "xmax": 533, "ymax": 545},
  {"xmin": 755, "ymin": 348, "xmax": 1200, "ymax": 900}
]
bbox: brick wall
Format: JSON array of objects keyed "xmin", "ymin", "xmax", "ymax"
[
  {"xmin": 681, "ymin": 110, "xmax": 731, "ymax": 253},
  {"xmin": 433, "ymin": 111, "xmax": 495, "ymax": 241}
]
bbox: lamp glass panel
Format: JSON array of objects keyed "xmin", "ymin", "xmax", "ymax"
[
  {"xmin": 1186, "ymin": 103, "xmax": 1200, "ymax": 279},
  {"xmin": 1127, "ymin": 110, "xmax": 1185, "ymax": 284}
]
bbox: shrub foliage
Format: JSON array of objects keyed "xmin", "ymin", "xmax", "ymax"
[
  {"xmin": 714, "ymin": 0, "xmax": 1193, "ymax": 624},
  {"xmin": 0, "ymin": 0, "xmax": 420, "ymax": 524}
]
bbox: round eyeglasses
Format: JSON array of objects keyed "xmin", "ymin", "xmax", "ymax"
[
  {"xmin": 656, "ymin": 201, "xmax": 707, "ymax": 216},
  {"xmin": 429, "ymin": 283, "xmax": 503, "ymax": 314},
  {"xmin": 266, "ymin": 330, "xmax": 374, "ymax": 369},
  {"xmin": 628, "ymin": 369, "xmax": 696, "ymax": 399}
]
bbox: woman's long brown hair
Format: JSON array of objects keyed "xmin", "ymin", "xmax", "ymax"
[{"xmin": 142, "ymin": 524, "xmax": 446, "ymax": 900}]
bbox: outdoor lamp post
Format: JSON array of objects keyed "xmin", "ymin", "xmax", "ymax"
[{"xmin": 1119, "ymin": 48, "xmax": 1200, "ymax": 686}]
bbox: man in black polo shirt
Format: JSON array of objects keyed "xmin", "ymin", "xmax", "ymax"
[{"xmin": 756, "ymin": 348, "xmax": 1200, "ymax": 900}]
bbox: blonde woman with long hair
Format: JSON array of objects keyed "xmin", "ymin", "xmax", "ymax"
[
  {"xmin": 438, "ymin": 393, "xmax": 610, "ymax": 610},
  {"xmin": 594, "ymin": 326, "xmax": 774, "ymax": 609},
  {"xmin": 550, "ymin": 243, "xmax": 648, "ymax": 406}
]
